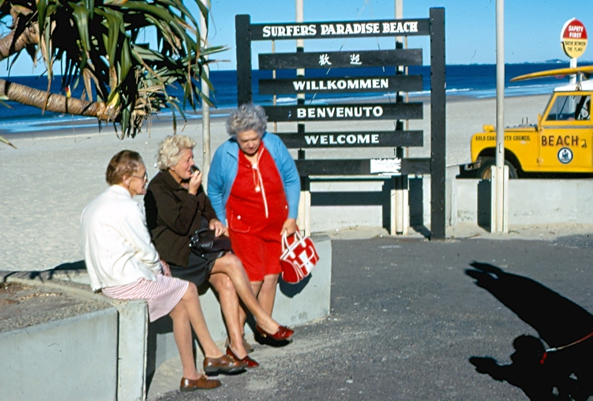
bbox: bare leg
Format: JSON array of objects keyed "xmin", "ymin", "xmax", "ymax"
[
  {"xmin": 176, "ymin": 282, "xmax": 223, "ymax": 359},
  {"xmin": 209, "ymin": 272, "xmax": 248, "ymax": 357},
  {"xmin": 238, "ymin": 281, "xmax": 263, "ymax": 340},
  {"xmin": 169, "ymin": 302, "xmax": 202, "ymax": 380},
  {"xmin": 257, "ymin": 273, "xmax": 280, "ymax": 315},
  {"xmin": 210, "ymin": 254, "xmax": 279, "ymax": 334}
]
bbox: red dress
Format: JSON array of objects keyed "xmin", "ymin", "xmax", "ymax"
[{"xmin": 226, "ymin": 143, "xmax": 288, "ymax": 281}]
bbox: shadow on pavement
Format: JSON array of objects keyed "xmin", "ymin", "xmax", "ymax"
[{"xmin": 466, "ymin": 262, "xmax": 593, "ymax": 400}]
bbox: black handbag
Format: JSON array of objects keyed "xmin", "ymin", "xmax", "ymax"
[{"xmin": 189, "ymin": 228, "xmax": 232, "ymax": 257}]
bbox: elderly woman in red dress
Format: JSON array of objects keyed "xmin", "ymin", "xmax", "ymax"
[{"xmin": 208, "ymin": 103, "xmax": 301, "ymax": 343}]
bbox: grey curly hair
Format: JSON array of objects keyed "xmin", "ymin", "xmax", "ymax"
[
  {"xmin": 225, "ymin": 103, "xmax": 268, "ymax": 137},
  {"xmin": 156, "ymin": 135, "xmax": 196, "ymax": 170}
]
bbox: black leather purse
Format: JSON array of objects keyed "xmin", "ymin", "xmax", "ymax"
[{"xmin": 189, "ymin": 228, "xmax": 232, "ymax": 257}]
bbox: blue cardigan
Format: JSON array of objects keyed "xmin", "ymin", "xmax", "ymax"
[{"xmin": 207, "ymin": 132, "xmax": 301, "ymax": 224}]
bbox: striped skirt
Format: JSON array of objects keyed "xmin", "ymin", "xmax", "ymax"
[{"xmin": 102, "ymin": 274, "xmax": 189, "ymax": 322}]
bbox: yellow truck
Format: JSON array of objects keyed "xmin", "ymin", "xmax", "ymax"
[{"xmin": 467, "ymin": 66, "xmax": 593, "ymax": 179}]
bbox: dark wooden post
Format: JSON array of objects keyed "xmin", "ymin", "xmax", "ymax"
[
  {"xmin": 429, "ymin": 7, "xmax": 446, "ymax": 240},
  {"xmin": 235, "ymin": 15, "xmax": 252, "ymax": 105}
]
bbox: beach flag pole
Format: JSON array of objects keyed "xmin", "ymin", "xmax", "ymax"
[
  {"xmin": 295, "ymin": 0, "xmax": 312, "ymax": 236},
  {"xmin": 200, "ymin": 0, "xmax": 211, "ymax": 191},
  {"xmin": 492, "ymin": 0, "xmax": 509, "ymax": 233}
]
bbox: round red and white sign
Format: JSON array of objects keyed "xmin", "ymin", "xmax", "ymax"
[{"xmin": 561, "ymin": 18, "xmax": 588, "ymax": 58}]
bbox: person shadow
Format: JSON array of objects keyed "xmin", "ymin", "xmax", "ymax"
[{"xmin": 466, "ymin": 262, "xmax": 593, "ymax": 400}]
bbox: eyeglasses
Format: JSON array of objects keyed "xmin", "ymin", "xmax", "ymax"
[{"xmin": 131, "ymin": 172, "xmax": 148, "ymax": 181}]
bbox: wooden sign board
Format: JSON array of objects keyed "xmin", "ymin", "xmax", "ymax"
[
  {"xmin": 278, "ymin": 131, "xmax": 424, "ymax": 148},
  {"xmin": 249, "ymin": 19, "xmax": 431, "ymax": 41},
  {"xmin": 263, "ymin": 103, "xmax": 423, "ymax": 122},
  {"xmin": 259, "ymin": 49, "xmax": 422, "ymax": 69},
  {"xmin": 259, "ymin": 75, "xmax": 423, "ymax": 95},
  {"xmin": 234, "ymin": 9, "xmax": 446, "ymax": 238}
]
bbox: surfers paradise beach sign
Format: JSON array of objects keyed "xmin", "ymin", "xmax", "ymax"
[
  {"xmin": 235, "ymin": 9, "xmax": 446, "ymax": 238},
  {"xmin": 257, "ymin": 20, "xmax": 425, "ymax": 38}
]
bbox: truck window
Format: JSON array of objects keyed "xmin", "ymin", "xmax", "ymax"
[
  {"xmin": 575, "ymin": 95, "xmax": 591, "ymax": 120},
  {"xmin": 546, "ymin": 95, "xmax": 577, "ymax": 121}
]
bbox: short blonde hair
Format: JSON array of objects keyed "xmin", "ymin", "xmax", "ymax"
[
  {"xmin": 226, "ymin": 103, "xmax": 267, "ymax": 137},
  {"xmin": 156, "ymin": 135, "xmax": 196, "ymax": 170}
]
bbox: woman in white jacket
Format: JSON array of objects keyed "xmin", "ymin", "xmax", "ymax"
[{"xmin": 81, "ymin": 150, "xmax": 245, "ymax": 393}]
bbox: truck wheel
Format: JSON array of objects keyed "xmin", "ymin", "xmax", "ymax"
[{"xmin": 477, "ymin": 158, "xmax": 518, "ymax": 179}]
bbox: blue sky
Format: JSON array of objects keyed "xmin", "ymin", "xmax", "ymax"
[
  {"xmin": 203, "ymin": 0, "xmax": 593, "ymax": 70},
  {"xmin": 4, "ymin": 0, "xmax": 593, "ymax": 75}
]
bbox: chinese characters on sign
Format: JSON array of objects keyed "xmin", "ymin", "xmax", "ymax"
[
  {"xmin": 318, "ymin": 53, "xmax": 364, "ymax": 66},
  {"xmin": 318, "ymin": 54, "xmax": 331, "ymax": 66}
]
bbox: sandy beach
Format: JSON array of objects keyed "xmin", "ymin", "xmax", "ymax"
[{"xmin": 0, "ymin": 95, "xmax": 550, "ymax": 272}]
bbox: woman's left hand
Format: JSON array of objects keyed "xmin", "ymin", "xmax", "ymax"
[
  {"xmin": 281, "ymin": 218, "xmax": 297, "ymax": 236},
  {"xmin": 209, "ymin": 218, "xmax": 227, "ymax": 237}
]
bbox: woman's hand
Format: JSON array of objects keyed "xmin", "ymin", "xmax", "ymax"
[
  {"xmin": 281, "ymin": 218, "xmax": 297, "ymax": 236},
  {"xmin": 209, "ymin": 218, "xmax": 227, "ymax": 237},
  {"xmin": 188, "ymin": 170, "xmax": 203, "ymax": 195}
]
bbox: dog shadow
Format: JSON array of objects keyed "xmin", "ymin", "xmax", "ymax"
[{"xmin": 466, "ymin": 262, "xmax": 593, "ymax": 400}]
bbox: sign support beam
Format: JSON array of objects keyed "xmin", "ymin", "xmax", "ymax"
[{"xmin": 429, "ymin": 8, "xmax": 446, "ymax": 240}]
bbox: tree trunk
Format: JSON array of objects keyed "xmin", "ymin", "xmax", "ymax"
[
  {"xmin": 0, "ymin": 21, "xmax": 39, "ymax": 60},
  {"xmin": 0, "ymin": 78, "xmax": 109, "ymax": 118}
]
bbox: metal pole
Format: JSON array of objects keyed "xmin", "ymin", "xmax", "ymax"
[
  {"xmin": 570, "ymin": 57, "xmax": 577, "ymax": 85},
  {"xmin": 272, "ymin": 40, "xmax": 277, "ymax": 132},
  {"xmin": 296, "ymin": 0, "xmax": 305, "ymax": 136},
  {"xmin": 295, "ymin": 0, "xmax": 310, "ymax": 235},
  {"xmin": 394, "ymin": 0, "xmax": 409, "ymax": 235},
  {"xmin": 494, "ymin": 0, "xmax": 507, "ymax": 232},
  {"xmin": 200, "ymin": 0, "xmax": 211, "ymax": 191}
]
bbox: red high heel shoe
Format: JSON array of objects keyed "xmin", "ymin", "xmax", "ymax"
[
  {"xmin": 226, "ymin": 346, "xmax": 260, "ymax": 368},
  {"xmin": 255, "ymin": 324, "xmax": 294, "ymax": 341}
]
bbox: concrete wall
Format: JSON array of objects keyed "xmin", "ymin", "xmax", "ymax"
[
  {"xmin": 0, "ymin": 308, "xmax": 119, "ymax": 401},
  {"xmin": 305, "ymin": 172, "xmax": 593, "ymax": 233},
  {"xmin": 450, "ymin": 178, "xmax": 593, "ymax": 226}
]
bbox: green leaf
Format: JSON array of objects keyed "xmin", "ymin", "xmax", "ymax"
[
  {"xmin": 0, "ymin": 135, "xmax": 16, "ymax": 149},
  {"xmin": 86, "ymin": 0, "xmax": 95, "ymax": 19},
  {"xmin": 71, "ymin": 4, "xmax": 91, "ymax": 69},
  {"xmin": 37, "ymin": 0, "xmax": 48, "ymax": 32},
  {"xmin": 0, "ymin": 0, "xmax": 227, "ymax": 139}
]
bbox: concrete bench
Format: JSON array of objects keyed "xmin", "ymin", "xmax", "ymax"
[{"xmin": 0, "ymin": 235, "xmax": 331, "ymax": 401}]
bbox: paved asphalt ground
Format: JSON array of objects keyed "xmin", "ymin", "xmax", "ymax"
[{"xmin": 151, "ymin": 233, "xmax": 593, "ymax": 401}]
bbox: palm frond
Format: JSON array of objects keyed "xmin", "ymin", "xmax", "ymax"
[{"xmin": 0, "ymin": 0, "xmax": 227, "ymax": 139}]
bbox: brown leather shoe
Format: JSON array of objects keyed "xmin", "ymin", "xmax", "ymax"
[
  {"xmin": 179, "ymin": 376, "xmax": 221, "ymax": 392},
  {"xmin": 203, "ymin": 355, "xmax": 247, "ymax": 375}
]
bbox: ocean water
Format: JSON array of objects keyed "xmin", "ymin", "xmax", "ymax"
[{"xmin": 0, "ymin": 62, "xmax": 580, "ymax": 135}]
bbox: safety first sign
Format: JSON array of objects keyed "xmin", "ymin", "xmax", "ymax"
[{"xmin": 561, "ymin": 18, "xmax": 588, "ymax": 59}]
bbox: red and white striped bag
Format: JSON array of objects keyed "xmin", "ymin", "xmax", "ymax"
[{"xmin": 280, "ymin": 231, "xmax": 319, "ymax": 284}]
